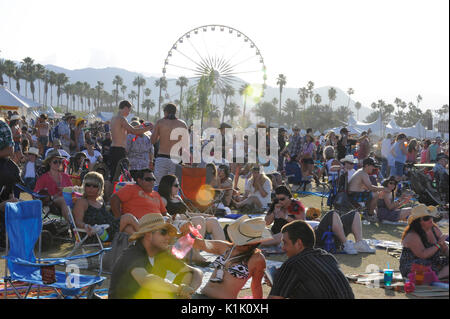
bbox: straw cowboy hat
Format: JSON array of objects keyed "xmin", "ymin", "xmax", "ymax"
[
  {"xmin": 340, "ymin": 154, "xmax": 358, "ymax": 164},
  {"xmin": 226, "ymin": 215, "xmax": 272, "ymax": 246},
  {"xmin": 129, "ymin": 213, "xmax": 179, "ymax": 242},
  {"xmin": 25, "ymin": 147, "xmax": 40, "ymax": 157},
  {"xmin": 75, "ymin": 118, "xmax": 86, "ymax": 127},
  {"xmin": 408, "ymin": 204, "xmax": 438, "ymax": 225}
]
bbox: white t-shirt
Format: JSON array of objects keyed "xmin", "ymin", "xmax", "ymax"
[
  {"xmin": 24, "ymin": 162, "xmax": 36, "ymax": 178},
  {"xmin": 381, "ymin": 138, "xmax": 392, "ymax": 158},
  {"xmin": 82, "ymin": 150, "xmax": 102, "ymax": 165},
  {"xmin": 245, "ymin": 178, "xmax": 272, "ymax": 209}
]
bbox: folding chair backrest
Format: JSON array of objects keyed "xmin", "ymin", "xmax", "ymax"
[
  {"xmin": 180, "ymin": 167, "xmax": 207, "ymax": 206},
  {"xmin": 5, "ymin": 200, "xmax": 42, "ymax": 277},
  {"xmin": 285, "ymin": 161, "xmax": 302, "ymax": 184}
]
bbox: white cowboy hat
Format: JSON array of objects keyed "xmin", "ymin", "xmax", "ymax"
[
  {"xmin": 227, "ymin": 215, "xmax": 272, "ymax": 246},
  {"xmin": 25, "ymin": 147, "xmax": 40, "ymax": 157},
  {"xmin": 340, "ymin": 154, "xmax": 358, "ymax": 164}
]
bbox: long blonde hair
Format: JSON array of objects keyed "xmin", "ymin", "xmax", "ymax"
[{"xmin": 82, "ymin": 171, "xmax": 104, "ymax": 200}]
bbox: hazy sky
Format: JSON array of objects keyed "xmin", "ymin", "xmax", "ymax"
[{"xmin": 1, "ymin": 0, "xmax": 448, "ymax": 110}]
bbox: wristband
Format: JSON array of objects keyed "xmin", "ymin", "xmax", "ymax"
[{"xmin": 434, "ymin": 243, "xmax": 441, "ymax": 250}]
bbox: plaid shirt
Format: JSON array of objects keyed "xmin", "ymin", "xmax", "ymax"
[
  {"xmin": 0, "ymin": 120, "xmax": 13, "ymax": 150},
  {"xmin": 287, "ymin": 134, "xmax": 303, "ymax": 157}
]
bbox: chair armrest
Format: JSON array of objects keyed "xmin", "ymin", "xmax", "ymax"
[{"xmin": 4, "ymin": 256, "xmax": 67, "ymax": 267}]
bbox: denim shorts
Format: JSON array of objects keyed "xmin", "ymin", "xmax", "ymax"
[{"xmin": 393, "ymin": 161, "xmax": 405, "ymax": 177}]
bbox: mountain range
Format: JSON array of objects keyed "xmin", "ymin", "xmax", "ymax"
[{"xmin": 9, "ymin": 63, "xmax": 374, "ymax": 121}]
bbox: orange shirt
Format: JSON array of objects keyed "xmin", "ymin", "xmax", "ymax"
[{"xmin": 116, "ymin": 184, "xmax": 167, "ymax": 219}]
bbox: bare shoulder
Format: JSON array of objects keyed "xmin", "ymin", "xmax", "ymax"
[
  {"xmin": 177, "ymin": 119, "xmax": 188, "ymax": 128},
  {"xmin": 249, "ymin": 250, "xmax": 266, "ymax": 268},
  {"xmin": 73, "ymin": 197, "xmax": 89, "ymax": 210}
]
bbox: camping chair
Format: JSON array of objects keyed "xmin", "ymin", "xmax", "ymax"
[
  {"xmin": 176, "ymin": 166, "xmax": 222, "ymax": 215},
  {"xmin": 2, "ymin": 200, "xmax": 106, "ymax": 299},
  {"xmin": 62, "ymin": 187, "xmax": 111, "ymax": 263},
  {"xmin": 284, "ymin": 159, "xmax": 311, "ymax": 194}
]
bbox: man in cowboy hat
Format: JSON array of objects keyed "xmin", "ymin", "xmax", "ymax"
[
  {"xmin": 268, "ymin": 220, "xmax": 354, "ymax": 299},
  {"xmin": 22, "ymin": 147, "xmax": 41, "ymax": 190},
  {"xmin": 108, "ymin": 213, "xmax": 203, "ymax": 299}
]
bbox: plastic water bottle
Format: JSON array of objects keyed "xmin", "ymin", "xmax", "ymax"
[
  {"xmin": 93, "ymin": 224, "xmax": 110, "ymax": 242},
  {"xmin": 172, "ymin": 225, "xmax": 203, "ymax": 259}
]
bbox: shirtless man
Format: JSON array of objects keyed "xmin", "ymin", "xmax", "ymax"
[
  {"xmin": 150, "ymin": 103, "xmax": 187, "ymax": 185},
  {"xmin": 348, "ymin": 157, "xmax": 385, "ymax": 216},
  {"xmin": 36, "ymin": 114, "xmax": 50, "ymax": 155},
  {"xmin": 110, "ymin": 100, "xmax": 152, "ymax": 181}
]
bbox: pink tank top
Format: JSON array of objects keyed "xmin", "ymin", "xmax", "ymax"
[{"xmin": 420, "ymin": 149, "xmax": 427, "ymax": 163}]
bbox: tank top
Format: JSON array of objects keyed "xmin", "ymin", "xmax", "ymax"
[
  {"xmin": 420, "ymin": 149, "xmax": 428, "ymax": 163},
  {"xmin": 165, "ymin": 199, "xmax": 188, "ymax": 216}
]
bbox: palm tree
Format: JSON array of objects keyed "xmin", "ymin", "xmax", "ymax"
[
  {"xmin": 128, "ymin": 90, "xmax": 137, "ymax": 106},
  {"xmin": 4, "ymin": 60, "xmax": 16, "ymax": 91},
  {"xmin": 133, "ymin": 76, "xmax": 146, "ymax": 116},
  {"xmin": 328, "ymin": 87, "xmax": 337, "ymax": 108},
  {"xmin": 221, "ymin": 84, "xmax": 235, "ymax": 122},
  {"xmin": 34, "ymin": 64, "xmax": 46, "ymax": 104},
  {"xmin": 347, "ymin": 88, "xmax": 355, "ymax": 107},
  {"xmin": 144, "ymin": 88, "xmax": 151, "ymax": 101},
  {"xmin": 276, "ymin": 74, "xmax": 287, "ymax": 121},
  {"xmin": 63, "ymin": 83, "xmax": 72, "ymax": 112},
  {"xmin": 56, "ymin": 73, "xmax": 69, "ymax": 107},
  {"xmin": 155, "ymin": 77, "xmax": 168, "ymax": 118},
  {"xmin": 254, "ymin": 101, "xmax": 278, "ymax": 126},
  {"xmin": 142, "ymin": 99, "xmax": 155, "ymax": 120},
  {"xmin": 354, "ymin": 101, "xmax": 362, "ymax": 121},
  {"xmin": 297, "ymin": 87, "xmax": 308, "ymax": 110},
  {"xmin": 112, "ymin": 75, "xmax": 123, "ymax": 107},
  {"xmin": 314, "ymin": 93, "xmax": 322, "ymax": 106},
  {"xmin": 416, "ymin": 94, "xmax": 423, "ymax": 109},
  {"xmin": 13, "ymin": 67, "xmax": 22, "ymax": 95},
  {"xmin": 95, "ymin": 81, "xmax": 104, "ymax": 109},
  {"xmin": 0, "ymin": 59, "xmax": 5, "ymax": 86},
  {"xmin": 29, "ymin": 69, "xmax": 37, "ymax": 101},
  {"xmin": 20, "ymin": 57, "xmax": 34, "ymax": 97},
  {"xmin": 176, "ymin": 76, "xmax": 189, "ymax": 118},
  {"xmin": 120, "ymin": 85, "xmax": 127, "ymax": 100},
  {"xmin": 282, "ymin": 99, "xmax": 300, "ymax": 127},
  {"xmin": 48, "ymin": 71, "xmax": 57, "ymax": 106},
  {"xmin": 239, "ymin": 83, "xmax": 251, "ymax": 118},
  {"xmin": 307, "ymin": 81, "xmax": 315, "ymax": 107}
]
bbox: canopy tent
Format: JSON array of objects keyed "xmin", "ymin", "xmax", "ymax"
[
  {"xmin": 98, "ymin": 112, "xmax": 135, "ymax": 122},
  {"xmin": 0, "ymin": 86, "xmax": 30, "ymax": 115},
  {"xmin": 313, "ymin": 130, "xmax": 321, "ymax": 136},
  {"xmin": 347, "ymin": 115, "xmax": 384, "ymax": 136}
]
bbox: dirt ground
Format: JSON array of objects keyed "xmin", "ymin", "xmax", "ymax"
[{"xmin": 1, "ymin": 190, "xmax": 448, "ymax": 299}]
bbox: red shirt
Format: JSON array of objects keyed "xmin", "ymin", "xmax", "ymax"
[
  {"xmin": 116, "ymin": 184, "xmax": 167, "ymax": 219},
  {"xmin": 34, "ymin": 172, "xmax": 73, "ymax": 197}
]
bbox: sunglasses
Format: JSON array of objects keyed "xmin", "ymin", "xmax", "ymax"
[
  {"xmin": 144, "ymin": 177, "xmax": 156, "ymax": 182},
  {"xmin": 85, "ymin": 183, "xmax": 99, "ymax": 189},
  {"xmin": 421, "ymin": 216, "xmax": 432, "ymax": 222},
  {"xmin": 388, "ymin": 182, "xmax": 397, "ymax": 186},
  {"xmin": 52, "ymin": 159, "xmax": 63, "ymax": 164},
  {"xmin": 276, "ymin": 196, "xmax": 289, "ymax": 201},
  {"xmin": 153, "ymin": 228, "xmax": 168, "ymax": 236},
  {"xmin": 173, "ymin": 183, "xmax": 179, "ymax": 188}
]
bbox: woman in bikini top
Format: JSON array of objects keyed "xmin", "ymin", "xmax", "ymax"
[{"xmin": 180, "ymin": 215, "xmax": 271, "ymax": 299}]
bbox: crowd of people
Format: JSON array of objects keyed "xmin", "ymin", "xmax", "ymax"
[{"xmin": 0, "ymin": 100, "xmax": 448, "ymax": 299}]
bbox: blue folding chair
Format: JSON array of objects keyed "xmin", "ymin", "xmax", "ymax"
[{"xmin": 2, "ymin": 200, "xmax": 107, "ymax": 299}]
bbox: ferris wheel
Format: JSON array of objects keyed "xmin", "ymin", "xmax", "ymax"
[{"xmin": 161, "ymin": 24, "xmax": 267, "ymax": 112}]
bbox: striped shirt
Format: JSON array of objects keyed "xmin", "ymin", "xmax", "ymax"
[{"xmin": 269, "ymin": 248, "xmax": 354, "ymax": 299}]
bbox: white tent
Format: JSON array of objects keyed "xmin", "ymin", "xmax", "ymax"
[
  {"xmin": 98, "ymin": 111, "xmax": 135, "ymax": 122},
  {"xmin": 347, "ymin": 115, "xmax": 384, "ymax": 136},
  {"xmin": 0, "ymin": 86, "xmax": 30, "ymax": 115},
  {"xmin": 313, "ymin": 130, "xmax": 321, "ymax": 136}
]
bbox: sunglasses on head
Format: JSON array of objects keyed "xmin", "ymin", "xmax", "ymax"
[
  {"xmin": 144, "ymin": 177, "xmax": 156, "ymax": 182},
  {"xmin": 85, "ymin": 183, "xmax": 99, "ymax": 189},
  {"xmin": 421, "ymin": 216, "xmax": 432, "ymax": 222}
]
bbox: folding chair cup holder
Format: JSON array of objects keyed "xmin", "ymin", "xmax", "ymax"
[{"xmin": 2, "ymin": 200, "xmax": 108, "ymax": 299}]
